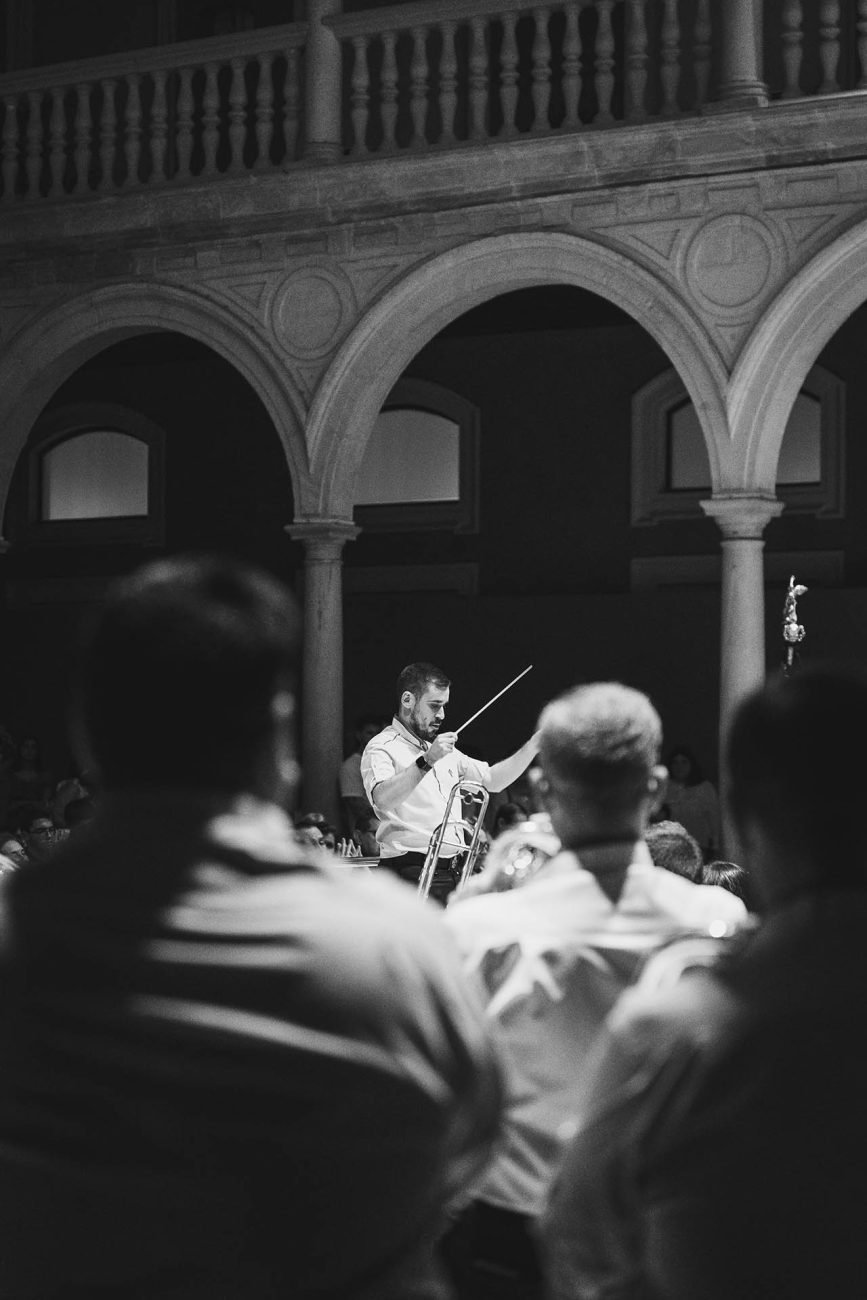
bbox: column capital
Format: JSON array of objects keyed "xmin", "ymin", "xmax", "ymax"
[
  {"xmin": 700, "ymin": 494, "xmax": 784, "ymax": 539},
  {"xmin": 285, "ymin": 518, "xmax": 360, "ymax": 559}
]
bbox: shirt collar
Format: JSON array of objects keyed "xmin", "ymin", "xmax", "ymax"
[{"xmin": 391, "ymin": 715, "xmax": 429, "ymax": 752}]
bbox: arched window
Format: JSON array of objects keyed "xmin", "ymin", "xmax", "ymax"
[
  {"xmin": 353, "ymin": 378, "xmax": 479, "ymax": 532},
  {"xmin": 631, "ymin": 365, "xmax": 844, "ymax": 526},
  {"xmin": 24, "ymin": 403, "xmax": 165, "ymax": 546}
]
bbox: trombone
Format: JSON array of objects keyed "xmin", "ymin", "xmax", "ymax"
[{"xmin": 417, "ymin": 780, "xmax": 490, "ymax": 902}]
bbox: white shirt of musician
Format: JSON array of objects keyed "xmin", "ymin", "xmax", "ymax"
[{"xmin": 361, "ymin": 717, "xmax": 491, "ymax": 859}]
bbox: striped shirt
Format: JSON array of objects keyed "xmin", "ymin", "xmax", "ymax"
[{"xmin": 0, "ymin": 788, "xmax": 503, "ymax": 1299}]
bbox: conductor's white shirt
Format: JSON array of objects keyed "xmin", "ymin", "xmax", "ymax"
[{"xmin": 361, "ymin": 717, "xmax": 491, "ymax": 859}]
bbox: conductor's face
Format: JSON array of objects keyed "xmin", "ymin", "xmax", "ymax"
[{"xmin": 406, "ymin": 683, "xmax": 450, "ymax": 743}]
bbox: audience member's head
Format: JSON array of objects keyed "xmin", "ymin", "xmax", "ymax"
[
  {"xmin": 352, "ymin": 811, "xmax": 380, "ymax": 858},
  {"xmin": 665, "ymin": 744, "xmax": 704, "ymax": 787},
  {"xmin": 70, "ymin": 554, "xmax": 301, "ymax": 802},
  {"xmin": 65, "ymin": 795, "xmax": 96, "ymax": 829},
  {"xmin": 701, "ymin": 858, "xmax": 749, "ymax": 902},
  {"xmin": 535, "ymin": 682, "xmax": 666, "ymax": 849},
  {"xmin": 295, "ymin": 811, "xmax": 326, "ymax": 848},
  {"xmin": 727, "ymin": 661, "xmax": 867, "ymax": 907},
  {"xmin": 645, "ymin": 819, "xmax": 704, "ymax": 883},
  {"xmin": 491, "ymin": 801, "xmax": 529, "ymax": 838},
  {"xmin": 352, "ymin": 713, "xmax": 385, "ymax": 753}
]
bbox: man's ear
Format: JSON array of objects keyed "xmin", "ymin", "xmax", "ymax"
[
  {"xmin": 400, "ymin": 691, "xmax": 414, "ymax": 711},
  {"xmin": 647, "ymin": 765, "xmax": 669, "ymax": 814}
]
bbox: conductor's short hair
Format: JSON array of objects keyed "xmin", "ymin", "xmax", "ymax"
[
  {"xmin": 396, "ymin": 662, "xmax": 450, "ymax": 706},
  {"xmin": 72, "ymin": 552, "xmax": 301, "ymax": 792}
]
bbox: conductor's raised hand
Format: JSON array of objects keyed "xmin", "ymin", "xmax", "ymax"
[{"xmin": 426, "ymin": 731, "xmax": 458, "ymax": 765}]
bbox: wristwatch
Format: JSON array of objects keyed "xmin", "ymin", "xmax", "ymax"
[{"xmin": 415, "ymin": 753, "xmax": 432, "ymax": 773}]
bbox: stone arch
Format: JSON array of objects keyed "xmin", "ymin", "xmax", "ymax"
[
  {"xmin": 306, "ymin": 231, "xmax": 730, "ymax": 520},
  {"xmin": 0, "ymin": 281, "xmax": 309, "ymax": 530},
  {"xmin": 731, "ymin": 218, "xmax": 867, "ymax": 491}
]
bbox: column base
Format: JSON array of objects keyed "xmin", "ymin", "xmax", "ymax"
[
  {"xmin": 302, "ymin": 141, "xmax": 343, "ymax": 164},
  {"xmin": 702, "ymin": 85, "xmax": 769, "ymax": 113}
]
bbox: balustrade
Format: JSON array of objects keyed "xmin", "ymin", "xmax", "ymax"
[{"xmin": 0, "ymin": 1, "xmax": 863, "ymax": 202}]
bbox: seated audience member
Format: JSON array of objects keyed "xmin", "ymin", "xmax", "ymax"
[
  {"xmin": 701, "ymin": 857, "xmax": 750, "ymax": 903},
  {"xmin": 490, "ymin": 800, "xmax": 530, "ymax": 839},
  {"xmin": 0, "ymin": 553, "xmax": 503, "ymax": 1300},
  {"xmin": 22, "ymin": 813, "xmax": 67, "ymax": 863},
  {"xmin": 440, "ymin": 681, "xmax": 748, "ymax": 1300},
  {"xmin": 352, "ymin": 810, "xmax": 381, "ymax": 858},
  {"xmin": 663, "ymin": 743, "xmax": 721, "ymax": 861},
  {"xmin": 540, "ymin": 662, "xmax": 867, "ymax": 1300},
  {"xmin": 294, "ymin": 810, "xmax": 326, "ymax": 848},
  {"xmin": 644, "ymin": 818, "xmax": 704, "ymax": 882},
  {"xmin": 0, "ymin": 834, "xmax": 28, "ymax": 870},
  {"xmin": 339, "ymin": 713, "xmax": 384, "ymax": 837}
]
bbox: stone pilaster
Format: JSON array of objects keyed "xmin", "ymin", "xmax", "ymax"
[
  {"xmin": 709, "ymin": 0, "xmax": 768, "ymax": 109},
  {"xmin": 303, "ymin": 0, "xmax": 343, "ymax": 163},
  {"xmin": 286, "ymin": 519, "xmax": 359, "ymax": 824},
  {"xmin": 701, "ymin": 494, "xmax": 783, "ymax": 857}
]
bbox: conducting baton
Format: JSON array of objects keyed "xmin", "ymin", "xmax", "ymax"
[{"xmin": 454, "ymin": 665, "xmax": 533, "ymax": 735}]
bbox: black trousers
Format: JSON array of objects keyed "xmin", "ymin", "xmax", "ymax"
[
  {"xmin": 438, "ymin": 1200, "xmax": 545, "ymax": 1300},
  {"xmin": 383, "ymin": 850, "xmax": 460, "ymax": 906}
]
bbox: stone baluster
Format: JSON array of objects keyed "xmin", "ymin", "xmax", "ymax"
[
  {"xmin": 858, "ymin": 0, "xmax": 867, "ymax": 88},
  {"xmin": 714, "ymin": 0, "xmax": 768, "ymax": 107},
  {"xmin": 285, "ymin": 48, "xmax": 301, "ymax": 161},
  {"xmin": 228, "ymin": 56, "xmax": 247, "ymax": 172},
  {"xmin": 46, "ymin": 86, "xmax": 67, "ymax": 197},
  {"xmin": 25, "ymin": 91, "xmax": 42, "ymax": 196},
  {"xmin": 254, "ymin": 51, "xmax": 275, "ymax": 169},
  {"xmin": 286, "ymin": 520, "xmax": 359, "ymax": 825},
  {"xmin": 625, "ymin": 0, "xmax": 648, "ymax": 122},
  {"xmin": 781, "ymin": 0, "xmax": 802, "ymax": 97},
  {"xmin": 468, "ymin": 15, "xmax": 488, "ymax": 141},
  {"xmin": 349, "ymin": 35, "xmax": 369, "ymax": 155},
  {"xmin": 693, "ymin": 0, "xmax": 711, "ymax": 105},
  {"xmin": 304, "ymin": 0, "xmax": 342, "ymax": 162},
  {"xmin": 700, "ymin": 495, "xmax": 784, "ymax": 857},
  {"xmin": 409, "ymin": 24, "xmax": 430, "ymax": 147},
  {"xmin": 2, "ymin": 96, "xmax": 19, "ymax": 199},
  {"xmin": 201, "ymin": 61, "xmax": 220, "ymax": 176},
  {"xmin": 72, "ymin": 82, "xmax": 91, "ymax": 194},
  {"xmin": 439, "ymin": 21, "xmax": 458, "ymax": 145},
  {"xmin": 124, "ymin": 73, "xmax": 143, "ymax": 186},
  {"xmin": 561, "ymin": 1, "xmax": 581, "ymax": 127},
  {"xmin": 594, "ymin": 0, "xmax": 615, "ymax": 124},
  {"xmin": 818, "ymin": 0, "xmax": 841, "ymax": 94},
  {"xmin": 498, "ymin": 14, "xmax": 520, "ymax": 137},
  {"xmin": 659, "ymin": 0, "xmax": 679, "ymax": 116},
  {"xmin": 98, "ymin": 79, "xmax": 118, "ymax": 188},
  {"xmin": 531, "ymin": 7, "xmax": 552, "ymax": 131},
  {"xmin": 175, "ymin": 67, "xmax": 194, "ymax": 177},
  {"xmin": 150, "ymin": 70, "xmax": 169, "ymax": 181},
  {"xmin": 380, "ymin": 31, "xmax": 398, "ymax": 151}
]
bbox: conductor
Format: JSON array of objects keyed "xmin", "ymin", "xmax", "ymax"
[{"xmin": 361, "ymin": 662, "xmax": 540, "ymax": 904}]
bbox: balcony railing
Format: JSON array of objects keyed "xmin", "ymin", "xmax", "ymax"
[{"xmin": 0, "ymin": 0, "xmax": 865, "ymax": 204}]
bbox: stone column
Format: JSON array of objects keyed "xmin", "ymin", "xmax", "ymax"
[
  {"xmin": 303, "ymin": 0, "xmax": 343, "ymax": 163},
  {"xmin": 286, "ymin": 519, "xmax": 358, "ymax": 824},
  {"xmin": 711, "ymin": 0, "xmax": 768, "ymax": 109},
  {"xmin": 701, "ymin": 495, "xmax": 783, "ymax": 857}
]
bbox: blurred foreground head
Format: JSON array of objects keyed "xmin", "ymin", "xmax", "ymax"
[
  {"xmin": 71, "ymin": 553, "xmax": 301, "ymax": 800},
  {"xmin": 727, "ymin": 662, "xmax": 867, "ymax": 906},
  {"xmin": 535, "ymin": 681, "xmax": 666, "ymax": 846}
]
